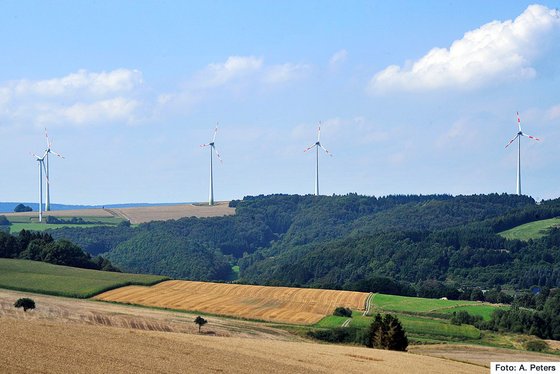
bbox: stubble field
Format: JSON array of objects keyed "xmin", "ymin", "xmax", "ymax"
[{"xmin": 94, "ymin": 280, "xmax": 369, "ymax": 324}]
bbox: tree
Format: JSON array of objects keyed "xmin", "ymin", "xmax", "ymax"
[
  {"xmin": 333, "ymin": 306, "xmax": 352, "ymax": 317},
  {"xmin": 366, "ymin": 313, "xmax": 408, "ymax": 351},
  {"xmin": 14, "ymin": 298, "xmax": 35, "ymax": 312},
  {"xmin": 194, "ymin": 316, "xmax": 207, "ymax": 333},
  {"xmin": 14, "ymin": 204, "xmax": 32, "ymax": 212}
]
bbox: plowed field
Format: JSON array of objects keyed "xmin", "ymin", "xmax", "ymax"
[{"xmin": 95, "ymin": 280, "xmax": 369, "ymax": 324}]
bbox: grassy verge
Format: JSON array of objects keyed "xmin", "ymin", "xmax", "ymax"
[{"xmin": 0, "ymin": 258, "xmax": 168, "ymax": 298}]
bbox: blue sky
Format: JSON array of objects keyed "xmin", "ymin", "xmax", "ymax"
[{"xmin": 1, "ymin": 1, "xmax": 559, "ymax": 204}]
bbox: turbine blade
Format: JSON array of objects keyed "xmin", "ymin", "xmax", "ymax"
[
  {"xmin": 45, "ymin": 128, "xmax": 52, "ymax": 148},
  {"xmin": 320, "ymin": 144, "xmax": 333, "ymax": 156},
  {"xmin": 304, "ymin": 144, "xmax": 317, "ymax": 152},
  {"xmin": 317, "ymin": 123, "xmax": 321, "ymax": 142},
  {"xmin": 516, "ymin": 112, "xmax": 522, "ymax": 132},
  {"xmin": 50, "ymin": 150, "xmax": 65, "ymax": 159},
  {"xmin": 200, "ymin": 143, "xmax": 210, "ymax": 147},
  {"xmin": 212, "ymin": 124, "xmax": 218, "ymax": 142},
  {"xmin": 505, "ymin": 134, "xmax": 519, "ymax": 148},
  {"xmin": 521, "ymin": 132, "xmax": 540, "ymax": 141},
  {"xmin": 213, "ymin": 146, "xmax": 223, "ymax": 163}
]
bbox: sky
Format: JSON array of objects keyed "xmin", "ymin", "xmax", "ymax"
[{"xmin": 1, "ymin": 1, "xmax": 560, "ymax": 205}]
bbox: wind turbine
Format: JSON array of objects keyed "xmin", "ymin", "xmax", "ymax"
[
  {"xmin": 505, "ymin": 112, "xmax": 540, "ymax": 196},
  {"xmin": 200, "ymin": 124, "xmax": 222, "ymax": 206},
  {"xmin": 43, "ymin": 129, "xmax": 64, "ymax": 211},
  {"xmin": 304, "ymin": 123, "xmax": 332, "ymax": 196},
  {"xmin": 31, "ymin": 151, "xmax": 48, "ymax": 222}
]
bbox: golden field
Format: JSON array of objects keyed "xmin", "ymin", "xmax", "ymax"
[
  {"xmin": 94, "ymin": 280, "xmax": 369, "ymax": 324},
  {"xmin": 4, "ymin": 201, "xmax": 235, "ymax": 224},
  {"xmin": 0, "ymin": 317, "xmax": 485, "ymax": 374},
  {"xmin": 1, "ymin": 289, "xmax": 556, "ymax": 373}
]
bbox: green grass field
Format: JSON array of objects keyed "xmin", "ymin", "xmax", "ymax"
[
  {"xmin": 371, "ymin": 293, "xmax": 505, "ymax": 320},
  {"xmin": 314, "ymin": 293, "xmax": 506, "ymax": 343},
  {"xmin": 499, "ymin": 217, "xmax": 560, "ymax": 241},
  {"xmin": 0, "ymin": 258, "xmax": 168, "ymax": 298},
  {"xmin": 5, "ymin": 215, "xmax": 124, "ymax": 234}
]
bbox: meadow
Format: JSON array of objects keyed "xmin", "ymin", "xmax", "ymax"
[
  {"xmin": 0, "ymin": 259, "xmax": 168, "ymax": 298},
  {"xmin": 499, "ymin": 217, "xmax": 560, "ymax": 241},
  {"xmin": 4, "ymin": 215, "xmax": 124, "ymax": 234}
]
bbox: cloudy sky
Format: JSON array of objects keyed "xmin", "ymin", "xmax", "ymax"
[{"xmin": 1, "ymin": 1, "xmax": 559, "ymax": 205}]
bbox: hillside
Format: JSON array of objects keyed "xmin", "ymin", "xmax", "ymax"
[{"xmin": 46, "ymin": 193, "xmax": 560, "ymax": 291}]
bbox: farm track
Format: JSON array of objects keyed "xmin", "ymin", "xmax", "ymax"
[{"xmin": 95, "ymin": 280, "xmax": 369, "ymax": 324}]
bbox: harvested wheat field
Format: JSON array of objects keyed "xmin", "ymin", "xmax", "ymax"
[
  {"xmin": 410, "ymin": 344, "xmax": 560, "ymax": 367},
  {"xmin": 108, "ymin": 201, "xmax": 235, "ymax": 223},
  {"xmin": 95, "ymin": 280, "xmax": 369, "ymax": 324},
  {"xmin": 0, "ymin": 317, "xmax": 485, "ymax": 374}
]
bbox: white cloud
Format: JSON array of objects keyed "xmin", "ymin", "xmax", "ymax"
[
  {"xmin": 0, "ymin": 69, "xmax": 144, "ymax": 127},
  {"xmin": 12, "ymin": 69, "xmax": 142, "ymax": 97},
  {"xmin": 329, "ymin": 49, "xmax": 347, "ymax": 68},
  {"xmin": 369, "ymin": 5, "xmax": 560, "ymax": 93},
  {"xmin": 263, "ymin": 63, "xmax": 310, "ymax": 84},
  {"xmin": 195, "ymin": 56, "xmax": 263, "ymax": 88}
]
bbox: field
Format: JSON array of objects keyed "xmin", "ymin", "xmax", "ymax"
[
  {"xmin": 371, "ymin": 293, "xmax": 506, "ymax": 320},
  {"xmin": 108, "ymin": 201, "xmax": 235, "ymax": 223},
  {"xmin": 94, "ymin": 280, "xmax": 369, "ymax": 324},
  {"xmin": 2, "ymin": 202, "xmax": 235, "ymax": 228},
  {"xmin": 314, "ymin": 293, "xmax": 509, "ymax": 343},
  {"xmin": 0, "ymin": 259, "xmax": 168, "ymax": 298},
  {"xmin": 3, "ymin": 214, "xmax": 124, "ymax": 234},
  {"xmin": 1, "ymin": 288, "xmax": 556, "ymax": 373},
  {"xmin": 499, "ymin": 217, "xmax": 560, "ymax": 241}
]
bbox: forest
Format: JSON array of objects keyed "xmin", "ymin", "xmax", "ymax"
[{"xmin": 46, "ymin": 193, "xmax": 560, "ymax": 293}]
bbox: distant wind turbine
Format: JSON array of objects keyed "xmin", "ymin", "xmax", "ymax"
[
  {"xmin": 304, "ymin": 123, "xmax": 332, "ymax": 196},
  {"xmin": 200, "ymin": 124, "xmax": 222, "ymax": 206},
  {"xmin": 505, "ymin": 112, "xmax": 540, "ymax": 196},
  {"xmin": 31, "ymin": 151, "xmax": 48, "ymax": 222},
  {"xmin": 43, "ymin": 129, "xmax": 65, "ymax": 211}
]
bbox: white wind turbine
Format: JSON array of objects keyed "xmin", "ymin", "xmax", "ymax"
[
  {"xmin": 31, "ymin": 151, "xmax": 48, "ymax": 222},
  {"xmin": 43, "ymin": 129, "xmax": 65, "ymax": 211},
  {"xmin": 505, "ymin": 112, "xmax": 540, "ymax": 196},
  {"xmin": 304, "ymin": 123, "xmax": 332, "ymax": 196},
  {"xmin": 200, "ymin": 124, "xmax": 222, "ymax": 206}
]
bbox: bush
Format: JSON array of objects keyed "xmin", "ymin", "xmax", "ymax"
[
  {"xmin": 14, "ymin": 204, "xmax": 32, "ymax": 212},
  {"xmin": 14, "ymin": 298, "xmax": 35, "ymax": 312},
  {"xmin": 0, "ymin": 216, "xmax": 10, "ymax": 226},
  {"xmin": 307, "ymin": 327, "xmax": 366, "ymax": 344},
  {"xmin": 524, "ymin": 340, "xmax": 549, "ymax": 352},
  {"xmin": 450, "ymin": 311, "xmax": 483, "ymax": 326},
  {"xmin": 333, "ymin": 307, "xmax": 352, "ymax": 318}
]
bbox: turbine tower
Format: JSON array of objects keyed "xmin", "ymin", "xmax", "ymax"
[
  {"xmin": 200, "ymin": 124, "xmax": 222, "ymax": 206},
  {"xmin": 505, "ymin": 112, "xmax": 540, "ymax": 195},
  {"xmin": 43, "ymin": 129, "xmax": 64, "ymax": 211},
  {"xmin": 32, "ymin": 151, "xmax": 48, "ymax": 222},
  {"xmin": 304, "ymin": 123, "xmax": 332, "ymax": 196}
]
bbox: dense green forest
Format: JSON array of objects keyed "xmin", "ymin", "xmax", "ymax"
[
  {"xmin": 46, "ymin": 193, "xmax": 560, "ymax": 293},
  {"xmin": 0, "ymin": 229, "xmax": 119, "ymax": 271}
]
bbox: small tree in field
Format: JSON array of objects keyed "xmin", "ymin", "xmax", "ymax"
[
  {"xmin": 14, "ymin": 298, "xmax": 35, "ymax": 312},
  {"xmin": 366, "ymin": 313, "xmax": 408, "ymax": 351},
  {"xmin": 194, "ymin": 316, "xmax": 207, "ymax": 333}
]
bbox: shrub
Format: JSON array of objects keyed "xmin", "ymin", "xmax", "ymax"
[
  {"xmin": 14, "ymin": 204, "xmax": 32, "ymax": 212},
  {"xmin": 14, "ymin": 298, "xmax": 36, "ymax": 312},
  {"xmin": 524, "ymin": 340, "xmax": 549, "ymax": 352},
  {"xmin": 333, "ymin": 307, "xmax": 352, "ymax": 318},
  {"xmin": 450, "ymin": 311, "xmax": 483, "ymax": 326}
]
